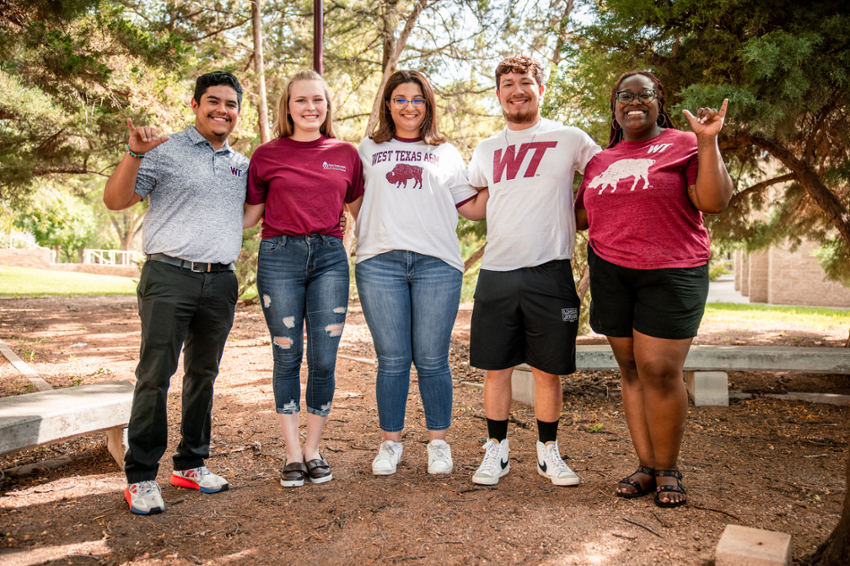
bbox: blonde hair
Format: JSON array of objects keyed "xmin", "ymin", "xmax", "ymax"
[{"xmin": 272, "ymin": 70, "xmax": 337, "ymax": 139}]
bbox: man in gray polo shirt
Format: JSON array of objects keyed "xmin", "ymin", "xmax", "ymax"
[{"xmin": 104, "ymin": 71, "xmax": 249, "ymax": 515}]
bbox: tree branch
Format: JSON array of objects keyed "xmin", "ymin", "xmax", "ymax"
[
  {"xmin": 728, "ymin": 173, "xmax": 796, "ymax": 208},
  {"xmin": 742, "ymin": 132, "xmax": 850, "ymax": 249}
]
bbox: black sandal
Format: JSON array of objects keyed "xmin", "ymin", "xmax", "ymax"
[
  {"xmin": 616, "ymin": 465, "xmax": 656, "ymax": 499},
  {"xmin": 654, "ymin": 469, "xmax": 687, "ymax": 508}
]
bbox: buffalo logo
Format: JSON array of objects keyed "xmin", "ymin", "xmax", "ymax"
[
  {"xmin": 386, "ymin": 164, "xmax": 423, "ymax": 189},
  {"xmin": 588, "ymin": 158, "xmax": 655, "ymax": 194}
]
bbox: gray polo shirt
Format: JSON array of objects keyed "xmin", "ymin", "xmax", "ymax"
[{"xmin": 135, "ymin": 125, "xmax": 248, "ymax": 264}]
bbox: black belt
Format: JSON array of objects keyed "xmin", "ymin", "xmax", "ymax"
[{"xmin": 148, "ymin": 253, "xmax": 235, "ymax": 272}]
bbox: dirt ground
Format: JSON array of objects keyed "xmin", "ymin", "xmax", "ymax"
[{"xmin": 0, "ymin": 295, "xmax": 848, "ymax": 566}]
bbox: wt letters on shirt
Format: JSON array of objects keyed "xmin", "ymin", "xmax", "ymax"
[
  {"xmin": 588, "ymin": 158, "xmax": 655, "ymax": 194},
  {"xmin": 492, "ymin": 141, "xmax": 558, "ymax": 183}
]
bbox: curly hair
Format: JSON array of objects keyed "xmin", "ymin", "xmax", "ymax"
[
  {"xmin": 607, "ymin": 70, "xmax": 675, "ymax": 149},
  {"xmin": 371, "ymin": 70, "xmax": 446, "ymax": 146},
  {"xmin": 495, "ymin": 55, "xmax": 545, "ymax": 89}
]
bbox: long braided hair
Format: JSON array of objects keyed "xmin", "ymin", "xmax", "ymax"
[{"xmin": 607, "ymin": 71, "xmax": 675, "ymax": 149}]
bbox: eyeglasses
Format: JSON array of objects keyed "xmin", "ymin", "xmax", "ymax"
[
  {"xmin": 615, "ymin": 89, "xmax": 658, "ymax": 104},
  {"xmin": 391, "ymin": 97, "xmax": 426, "ymax": 109}
]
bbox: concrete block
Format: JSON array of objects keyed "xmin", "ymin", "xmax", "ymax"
[
  {"xmin": 104, "ymin": 426, "xmax": 128, "ymax": 469},
  {"xmin": 716, "ymin": 524, "xmax": 791, "ymax": 566},
  {"xmin": 511, "ymin": 367, "xmax": 535, "ymax": 407},
  {"xmin": 0, "ymin": 381, "xmax": 134, "ymax": 456},
  {"xmin": 684, "ymin": 371, "xmax": 729, "ymax": 406}
]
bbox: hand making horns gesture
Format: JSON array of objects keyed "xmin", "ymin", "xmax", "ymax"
[
  {"xmin": 682, "ymin": 98, "xmax": 728, "ymax": 138},
  {"xmin": 127, "ymin": 118, "xmax": 170, "ymax": 154}
]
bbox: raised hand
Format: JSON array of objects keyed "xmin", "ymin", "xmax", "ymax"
[
  {"xmin": 682, "ymin": 98, "xmax": 728, "ymax": 138},
  {"xmin": 127, "ymin": 118, "xmax": 170, "ymax": 154}
]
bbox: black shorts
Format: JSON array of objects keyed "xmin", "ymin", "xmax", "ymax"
[
  {"xmin": 470, "ymin": 259, "xmax": 580, "ymax": 375},
  {"xmin": 587, "ymin": 245, "xmax": 708, "ymax": 340}
]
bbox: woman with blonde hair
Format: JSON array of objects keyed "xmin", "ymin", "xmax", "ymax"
[
  {"xmin": 245, "ymin": 70, "xmax": 363, "ymax": 487},
  {"xmin": 355, "ymin": 70, "xmax": 488, "ymax": 475}
]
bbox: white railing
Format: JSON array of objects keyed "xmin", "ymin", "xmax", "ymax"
[
  {"xmin": 84, "ymin": 249, "xmax": 144, "ymax": 266},
  {"xmin": 3, "ymin": 233, "xmax": 45, "ymax": 250}
]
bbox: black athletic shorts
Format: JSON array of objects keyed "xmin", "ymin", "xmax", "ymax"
[
  {"xmin": 470, "ymin": 259, "xmax": 580, "ymax": 375},
  {"xmin": 587, "ymin": 245, "xmax": 708, "ymax": 340}
]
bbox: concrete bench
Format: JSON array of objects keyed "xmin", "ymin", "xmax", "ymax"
[
  {"xmin": 0, "ymin": 381, "xmax": 134, "ymax": 470},
  {"xmin": 511, "ymin": 345, "xmax": 850, "ymax": 407}
]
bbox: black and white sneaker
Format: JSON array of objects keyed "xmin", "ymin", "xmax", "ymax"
[
  {"xmin": 472, "ymin": 439, "xmax": 510, "ymax": 485},
  {"xmin": 536, "ymin": 440, "xmax": 579, "ymax": 486}
]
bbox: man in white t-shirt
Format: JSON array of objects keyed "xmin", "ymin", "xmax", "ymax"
[{"xmin": 466, "ymin": 54, "xmax": 601, "ymax": 486}]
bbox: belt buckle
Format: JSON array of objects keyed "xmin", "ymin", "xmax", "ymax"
[{"xmin": 189, "ymin": 261, "xmax": 210, "ymax": 273}]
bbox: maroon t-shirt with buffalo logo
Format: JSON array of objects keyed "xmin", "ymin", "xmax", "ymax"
[
  {"xmin": 575, "ymin": 128, "xmax": 706, "ymax": 270},
  {"xmin": 247, "ymin": 135, "xmax": 364, "ymax": 239}
]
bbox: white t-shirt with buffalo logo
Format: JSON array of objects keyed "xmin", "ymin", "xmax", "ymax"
[
  {"xmin": 467, "ymin": 118, "xmax": 601, "ymax": 271},
  {"xmin": 355, "ymin": 136, "xmax": 478, "ymax": 271}
]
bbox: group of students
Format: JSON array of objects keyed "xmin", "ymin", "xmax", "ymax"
[{"xmin": 103, "ymin": 54, "xmax": 732, "ymax": 516}]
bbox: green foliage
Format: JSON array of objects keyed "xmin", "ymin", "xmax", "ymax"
[
  {"xmin": 12, "ymin": 184, "xmax": 98, "ymax": 261},
  {"xmin": 708, "ymin": 262, "xmax": 731, "ymax": 282},
  {"xmin": 0, "ymin": 0, "xmax": 188, "ymax": 198},
  {"xmin": 235, "ymin": 226, "xmax": 261, "ymax": 299},
  {"xmin": 812, "ymin": 237, "xmax": 850, "ymax": 287},
  {"xmin": 554, "ymin": 0, "xmax": 850, "ymax": 288}
]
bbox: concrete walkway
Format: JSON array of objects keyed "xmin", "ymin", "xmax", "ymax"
[{"xmin": 707, "ymin": 279, "xmax": 749, "ymax": 304}]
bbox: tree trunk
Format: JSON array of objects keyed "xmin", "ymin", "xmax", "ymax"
[
  {"xmin": 109, "ymin": 209, "xmax": 144, "ymax": 251},
  {"xmin": 576, "ymin": 266, "xmax": 590, "ymax": 301},
  {"xmin": 546, "ymin": 0, "xmax": 575, "ymax": 80},
  {"xmin": 251, "ymin": 0, "xmax": 270, "ymax": 143},
  {"xmin": 463, "ymin": 244, "xmax": 486, "ymax": 273},
  {"xmin": 365, "ymin": 0, "xmax": 431, "ymax": 136},
  {"xmin": 808, "ymin": 444, "xmax": 850, "ymax": 565}
]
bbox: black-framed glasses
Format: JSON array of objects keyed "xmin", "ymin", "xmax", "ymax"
[
  {"xmin": 391, "ymin": 97, "xmax": 426, "ymax": 109},
  {"xmin": 616, "ymin": 89, "xmax": 657, "ymax": 104}
]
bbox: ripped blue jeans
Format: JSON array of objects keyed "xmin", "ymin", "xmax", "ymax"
[{"xmin": 256, "ymin": 234, "xmax": 349, "ymax": 417}]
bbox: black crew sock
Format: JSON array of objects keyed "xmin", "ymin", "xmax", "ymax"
[
  {"xmin": 486, "ymin": 418, "xmax": 508, "ymax": 442},
  {"xmin": 537, "ymin": 419, "xmax": 559, "ymax": 444}
]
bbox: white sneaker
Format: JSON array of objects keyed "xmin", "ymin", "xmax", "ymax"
[
  {"xmin": 426, "ymin": 440, "xmax": 453, "ymax": 474},
  {"xmin": 125, "ymin": 480, "xmax": 165, "ymax": 515},
  {"xmin": 372, "ymin": 440, "xmax": 403, "ymax": 475},
  {"xmin": 472, "ymin": 438, "xmax": 510, "ymax": 485},
  {"xmin": 536, "ymin": 440, "xmax": 579, "ymax": 486},
  {"xmin": 171, "ymin": 466, "xmax": 230, "ymax": 493}
]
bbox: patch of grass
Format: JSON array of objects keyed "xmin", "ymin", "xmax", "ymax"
[
  {"xmin": 0, "ymin": 266, "xmax": 136, "ymax": 297},
  {"xmin": 703, "ymin": 303, "xmax": 850, "ymax": 331}
]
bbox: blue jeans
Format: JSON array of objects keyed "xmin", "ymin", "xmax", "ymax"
[
  {"xmin": 257, "ymin": 235, "xmax": 349, "ymax": 417},
  {"xmin": 355, "ymin": 251, "xmax": 461, "ymax": 432}
]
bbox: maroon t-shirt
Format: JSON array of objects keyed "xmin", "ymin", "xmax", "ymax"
[
  {"xmin": 575, "ymin": 128, "xmax": 707, "ymax": 269},
  {"xmin": 247, "ymin": 136, "xmax": 364, "ymax": 239}
]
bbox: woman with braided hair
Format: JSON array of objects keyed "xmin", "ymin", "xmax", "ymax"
[{"xmin": 575, "ymin": 71, "xmax": 733, "ymax": 508}]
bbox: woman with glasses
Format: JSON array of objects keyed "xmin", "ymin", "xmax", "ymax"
[
  {"xmin": 244, "ymin": 70, "xmax": 363, "ymax": 488},
  {"xmin": 354, "ymin": 70, "xmax": 488, "ymax": 476},
  {"xmin": 574, "ymin": 71, "xmax": 733, "ymax": 507}
]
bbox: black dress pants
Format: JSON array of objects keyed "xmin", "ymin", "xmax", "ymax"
[{"xmin": 124, "ymin": 261, "xmax": 237, "ymax": 483}]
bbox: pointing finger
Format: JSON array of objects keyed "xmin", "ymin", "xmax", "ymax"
[
  {"xmin": 719, "ymin": 98, "xmax": 729, "ymax": 118},
  {"xmin": 127, "ymin": 118, "xmax": 136, "ymax": 132}
]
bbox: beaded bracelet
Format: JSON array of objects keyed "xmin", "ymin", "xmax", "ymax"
[{"xmin": 127, "ymin": 145, "xmax": 145, "ymax": 159}]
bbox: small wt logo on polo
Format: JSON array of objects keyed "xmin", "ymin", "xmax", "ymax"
[{"xmin": 230, "ymin": 167, "xmax": 243, "ymax": 177}]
